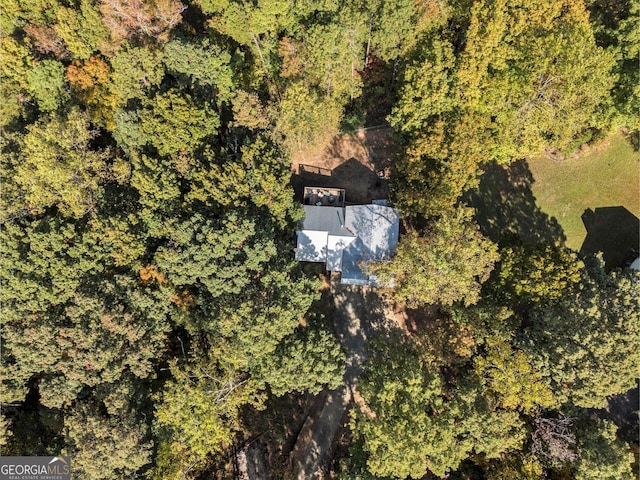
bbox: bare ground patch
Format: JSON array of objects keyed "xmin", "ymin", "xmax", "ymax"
[{"xmin": 290, "ymin": 126, "xmax": 398, "ymax": 205}]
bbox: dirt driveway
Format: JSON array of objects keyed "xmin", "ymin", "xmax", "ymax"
[
  {"xmin": 289, "ymin": 285, "xmax": 397, "ymax": 479},
  {"xmin": 290, "ymin": 126, "xmax": 398, "ymax": 205}
]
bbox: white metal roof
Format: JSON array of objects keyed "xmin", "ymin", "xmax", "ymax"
[
  {"xmin": 295, "ymin": 230, "xmax": 328, "ymax": 262},
  {"xmin": 326, "ymin": 235, "xmax": 356, "ymax": 271},
  {"xmin": 295, "ymin": 202, "xmax": 399, "ymax": 286}
]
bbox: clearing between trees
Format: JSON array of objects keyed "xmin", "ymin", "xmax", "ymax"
[{"xmin": 290, "ymin": 126, "xmax": 397, "ymax": 205}]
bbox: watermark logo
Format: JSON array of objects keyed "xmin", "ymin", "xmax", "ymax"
[{"xmin": 0, "ymin": 457, "xmax": 70, "ymax": 480}]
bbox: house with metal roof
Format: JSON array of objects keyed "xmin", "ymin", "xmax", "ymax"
[{"xmin": 295, "ymin": 188, "xmax": 400, "ymax": 285}]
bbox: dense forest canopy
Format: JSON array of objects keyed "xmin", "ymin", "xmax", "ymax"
[{"xmin": 1, "ymin": 0, "xmax": 638, "ymax": 478}]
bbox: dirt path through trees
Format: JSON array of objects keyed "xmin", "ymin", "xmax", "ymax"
[{"xmin": 290, "ymin": 285, "xmax": 393, "ymax": 478}]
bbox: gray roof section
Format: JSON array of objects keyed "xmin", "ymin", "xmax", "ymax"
[
  {"xmin": 340, "ymin": 204, "xmax": 400, "ymax": 284},
  {"xmin": 344, "ymin": 204, "xmax": 400, "ymax": 260},
  {"xmin": 301, "ymin": 205, "xmax": 353, "ymax": 237}
]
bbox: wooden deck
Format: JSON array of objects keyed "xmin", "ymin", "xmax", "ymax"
[{"xmin": 303, "ymin": 187, "xmax": 346, "ymax": 207}]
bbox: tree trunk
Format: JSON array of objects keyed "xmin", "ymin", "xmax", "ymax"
[
  {"xmin": 365, "ymin": 13, "xmax": 373, "ymax": 68},
  {"xmin": 251, "ymin": 31, "xmax": 281, "ymax": 100}
]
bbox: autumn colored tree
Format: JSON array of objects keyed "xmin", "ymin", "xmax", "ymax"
[
  {"xmin": 66, "ymin": 56, "xmax": 117, "ymax": 127},
  {"xmin": 24, "ymin": 23, "xmax": 67, "ymax": 58},
  {"xmin": 99, "ymin": 0, "xmax": 184, "ymax": 44}
]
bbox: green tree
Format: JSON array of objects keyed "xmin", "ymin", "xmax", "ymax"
[
  {"xmin": 458, "ymin": 0, "xmax": 616, "ymax": 159},
  {"xmin": 389, "ymin": 38, "xmax": 457, "ymax": 136},
  {"xmin": 55, "ymin": 0, "xmax": 111, "ymax": 60},
  {"xmin": 522, "ymin": 256, "xmax": 640, "ymax": 408},
  {"xmin": 0, "ymin": 36, "xmax": 32, "ymax": 125},
  {"xmin": 495, "ymin": 244, "xmax": 584, "ymax": 305},
  {"xmin": 12, "ymin": 109, "xmax": 109, "ymax": 217},
  {"xmin": 153, "ymin": 356, "xmax": 259, "ymax": 478},
  {"xmin": 612, "ymin": 0, "xmax": 640, "ymax": 129},
  {"xmin": 276, "ymin": 82, "xmax": 342, "ymax": 151},
  {"xmin": 64, "ymin": 400, "xmax": 152, "ymax": 479},
  {"xmin": 364, "ymin": 0, "xmax": 442, "ymax": 62},
  {"xmin": 0, "ymin": 415, "xmax": 11, "ymax": 449},
  {"xmin": 198, "ymin": 0, "xmax": 294, "ymax": 90},
  {"xmin": 474, "ymin": 336, "xmax": 556, "ymax": 413},
  {"xmin": 586, "ymin": 0, "xmax": 640, "ymax": 129},
  {"xmin": 369, "ymin": 207, "xmax": 498, "ymax": 307},
  {"xmin": 0, "ymin": 0, "xmax": 22, "ymax": 34},
  {"xmin": 352, "ymin": 334, "xmax": 443, "ymax": 479},
  {"xmin": 202, "ymin": 266, "xmax": 319, "ymax": 372},
  {"xmin": 573, "ymin": 419, "xmax": 635, "ymax": 480},
  {"xmin": 485, "ymin": 452, "xmax": 544, "ymax": 480},
  {"xmin": 297, "ymin": 21, "xmax": 366, "ymax": 101},
  {"xmin": 390, "ymin": 112, "xmax": 490, "ymax": 217},
  {"xmin": 163, "ymin": 38, "xmax": 234, "ymax": 102},
  {"xmin": 252, "ymin": 317, "xmax": 345, "ymax": 396},
  {"xmin": 3, "ymin": 274, "xmax": 171, "ymax": 408},
  {"xmin": 186, "ymin": 137, "xmax": 300, "ymax": 228},
  {"xmin": 109, "ymin": 44, "xmax": 164, "ymax": 106},
  {"xmin": 353, "ymin": 334, "xmax": 526, "ymax": 478},
  {"xmin": 129, "ymin": 153, "xmax": 182, "ymax": 215},
  {"xmin": 154, "ymin": 265, "xmax": 321, "ymax": 475},
  {"xmin": 114, "ymin": 89, "xmax": 218, "ymax": 156},
  {"xmin": 27, "ymin": 59, "xmax": 69, "ymax": 112},
  {"xmin": 8, "ymin": 0, "xmax": 60, "ymax": 28},
  {"xmin": 390, "ymin": 0, "xmax": 618, "ymax": 218},
  {"xmin": 154, "ymin": 212, "xmax": 276, "ymax": 299},
  {"xmin": 459, "ymin": 389, "xmax": 526, "ymax": 461},
  {"xmin": 1, "ymin": 213, "xmax": 170, "ymax": 408}
]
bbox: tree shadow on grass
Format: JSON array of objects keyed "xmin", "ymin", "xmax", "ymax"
[
  {"xmin": 579, "ymin": 207, "xmax": 639, "ymax": 269},
  {"xmin": 464, "ymin": 160, "xmax": 566, "ymax": 246}
]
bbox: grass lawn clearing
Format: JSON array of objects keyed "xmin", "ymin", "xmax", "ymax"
[{"xmin": 528, "ymin": 132, "xmax": 639, "ymax": 254}]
